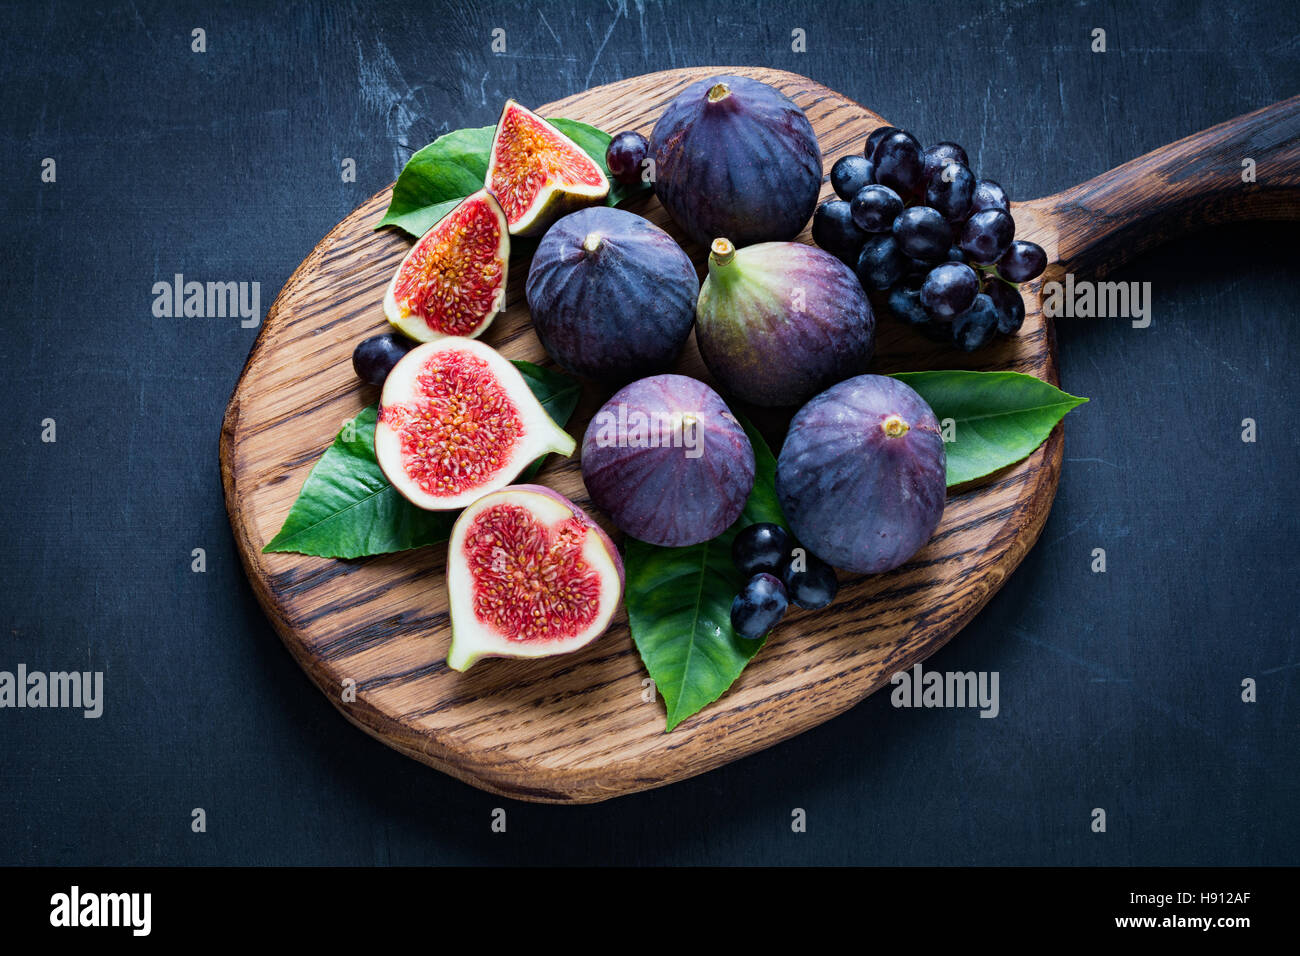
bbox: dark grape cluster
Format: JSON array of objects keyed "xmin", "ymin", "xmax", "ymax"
[
  {"xmin": 729, "ymin": 523, "xmax": 839, "ymax": 640},
  {"xmin": 814, "ymin": 128, "xmax": 1046, "ymax": 352}
]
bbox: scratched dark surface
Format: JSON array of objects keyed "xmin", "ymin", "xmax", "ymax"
[{"xmin": 0, "ymin": 0, "xmax": 1297, "ymax": 866}]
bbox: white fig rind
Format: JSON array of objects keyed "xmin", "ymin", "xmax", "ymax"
[
  {"xmin": 375, "ymin": 339, "xmax": 575, "ymax": 511},
  {"xmin": 445, "ymin": 485, "xmax": 624, "ymax": 672}
]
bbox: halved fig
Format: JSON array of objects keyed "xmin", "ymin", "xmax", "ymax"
[
  {"xmin": 446, "ymin": 485, "xmax": 624, "ymax": 672},
  {"xmin": 485, "ymin": 100, "xmax": 610, "ymax": 237},
  {"xmin": 375, "ymin": 339, "xmax": 575, "ymax": 511},
  {"xmin": 383, "ymin": 188, "xmax": 509, "ymax": 342}
]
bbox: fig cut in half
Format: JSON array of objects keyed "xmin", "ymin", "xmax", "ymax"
[
  {"xmin": 485, "ymin": 100, "xmax": 610, "ymax": 237},
  {"xmin": 384, "ymin": 187, "xmax": 509, "ymax": 343},
  {"xmin": 375, "ymin": 339, "xmax": 575, "ymax": 511},
  {"xmin": 446, "ymin": 485, "xmax": 624, "ymax": 672}
]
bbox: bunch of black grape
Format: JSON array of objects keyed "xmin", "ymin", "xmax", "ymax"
[
  {"xmin": 812, "ymin": 126, "xmax": 1047, "ymax": 351},
  {"xmin": 729, "ymin": 524, "xmax": 838, "ymax": 640}
]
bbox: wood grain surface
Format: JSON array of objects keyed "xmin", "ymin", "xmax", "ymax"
[{"xmin": 219, "ymin": 68, "xmax": 1297, "ymax": 804}]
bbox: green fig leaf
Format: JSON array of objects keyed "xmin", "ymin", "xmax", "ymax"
[
  {"xmin": 376, "ymin": 118, "xmax": 649, "ymax": 239},
  {"xmin": 375, "ymin": 125, "xmax": 495, "ymax": 238},
  {"xmin": 892, "ymin": 370, "xmax": 1089, "ymax": 486},
  {"xmin": 624, "ymin": 415, "xmax": 784, "ymax": 732},
  {"xmin": 262, "ymin": 361, "xmax": 582, "ymax": 559}
]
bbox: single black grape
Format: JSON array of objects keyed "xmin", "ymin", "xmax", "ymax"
[
  {"xmin": 856, "ymin": 234, "xmax": 906, "ymax": 290},
  {"xmin": 886, "ymin": 285, "xmax": 931, "ymax": 328},
  {"xmin": 986, "ymin": 279, "xmax": 1026, "ymax": 335},
  {"xmin": 871, "ymin": 130, "xmax": 924, "ymax": 196},
  {"xmin": 970, "ymin": 179, "xmax": 1010, "ymax": 215},
  {"xmin": 925, "ymin": 161, "xmax": 975, "ymax": 221},
  {"xmin": 779, "ymin": 549, "xmax": 839, "ymax": 610},
  {"xmin": 951, "ymin": 294, "xmax": 1000, "ymax": 351},
  {"xmin": 849, "ymin": 184, "xmax": 903, "ymax": 232},
  {"xmin": 892, "ymin": 206, "xmax": 953, "ymax": 262},
  {"xmin": 959, "ymin": 208, "xmax": 1016, "ymax": 264},
  {"xmin": 812, "ymin": 200, "xmax": 868, "ymax": 265},
  {"xmin": 352, "ymin": 333, "xmax": 415, "ymax": 385},
  {"xmin": 946, "ymin": 245, "xmax": 968, "ymax": 263},
  {"xmin": 920, "ymin": 262, "xmax": 979, "ymax": 318},
  {"xmin": 605, "ymin": 130, "xmax": 649, "ymax": 186},
  {"xmin": 732, "ymin": 522, "xmax": 790, "ymax": 578},
  {"xmin": 831, "ymin": 155, "xmax": 875, "ymax": 201},
  {"xmin": 864, "ymin": 125, "xmax": 901, "ymax": 159},
  {"xmin": 996, "ymin": 240, "xmax": 1047, "ymax": 282},
  {"xmin": 921, "ymin": 142, "xmax": 970, "ymax": 183},
  {"xmin": 730, "ymin": 573, "xmax": 788, "ymax": 640}
]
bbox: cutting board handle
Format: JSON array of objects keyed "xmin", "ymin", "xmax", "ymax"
[{"xmin": 1043, "ymin": 93, "xmax": 1300, "ymax": 276}]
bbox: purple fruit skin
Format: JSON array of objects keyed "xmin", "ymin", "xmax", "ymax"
[
  {"xmin": 581, "ymin": 374, "xmax": 756, "ymax": 547},
  {"xmin": 697, "ymin": 241, "xmax": 875, "ymax": 408},
  {"xmin": 776, "ymin": 375, "xmax": 946, "ymax": 574},
  {"xmin": 525, "ymin": 207, "xmax": 699, "ymax": 383},
  {"xmin": 649, "ymin": 75, "xmax": 822, "ymax": 248}
]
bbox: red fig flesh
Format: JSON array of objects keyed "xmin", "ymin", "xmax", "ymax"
[
  {"xmin": 384, "ymin": 188, "xmax": 509, "ymax": 342},
  {"xmin": 446, "ymin": 485, "xmax": 624, "ymax": 671},
  {"xmin": 375, "ymin": 339, "xmax": 575, "ymax": 511},
  {"xmin": 486, "ymin": 100, "xmax": 609, "ymax": 237}
]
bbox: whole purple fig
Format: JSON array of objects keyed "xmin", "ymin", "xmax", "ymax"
[
  {"xmin": 649, "ymin": 75, "xmax": 822, "ymax": 248},
  {"xmin": 526, "ymin": 207, "xmax": 698, "ymax": 383},
  {"xmin": 776, "ymin": 375, "xmax": 946, "ymax": 574},
  {"xmin": 695, "ymin": 238, "xmax": 876, "ymax": 407},
  {"xmin": 581, "ymin": 374, "xmax": 755, "ymax": 547}
]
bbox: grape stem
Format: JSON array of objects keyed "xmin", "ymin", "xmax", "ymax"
[{"xmin": 973, "ymin": 262, "xmax": 1019, "ymax": 292}]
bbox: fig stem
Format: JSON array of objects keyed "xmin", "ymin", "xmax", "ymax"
[
  {"xmin": 707, "ymin": 82, "xmax": 731, "ymax": 103},
  {"xmin": 709, "ymin": 237, "xmax": 736, "ymax": 267},
  {"xmin": 882, "ymin": 415, "xmax": 910, "ymax": 438},
  {"xmin": 582, "ymin": 233, "xmax": 603, "ymax": 254}
]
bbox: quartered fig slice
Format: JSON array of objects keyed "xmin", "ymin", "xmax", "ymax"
[
  {"xmin": 375, "ymin": 339, "xmax": 575, "ymax": 511},
  {"xmin": 445, "ymin": 485, "xmax": 624, "ymax": 672},
  {"xmin": 485, "ymin": 100, "xmax": 610, "ymax": 237},
  {"xmin": 383, "ymin": 188, "xmax": 509, "ymax": 342}
]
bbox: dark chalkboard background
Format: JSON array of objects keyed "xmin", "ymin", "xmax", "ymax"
[{"xmin": 1, "ymin": 0, "xmax": 1296, "ymax": 866}]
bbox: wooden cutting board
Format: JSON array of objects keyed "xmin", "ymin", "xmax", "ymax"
[{"xmin": 220, "ymin": 68, "xmax": 1300, "ymax": 803}]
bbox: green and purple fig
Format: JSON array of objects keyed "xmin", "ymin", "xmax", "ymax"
[
  {"xmin": 776, "ymin": 374, "xmax": 946, "ymax": 574},
  {"xmin": 695, "ymin": 238, "xmax": 876, "ymax": 407},
  {"xmin": 649, "ymin": 75, "xmax": 822, "ymax": 248},
  {"xmin": 581, "ymin": 374, "xmax": 755, "ymax": 547},
  {"xmin": 525, "ymin": 207, "xmax": 698, "ymax": 383}
]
